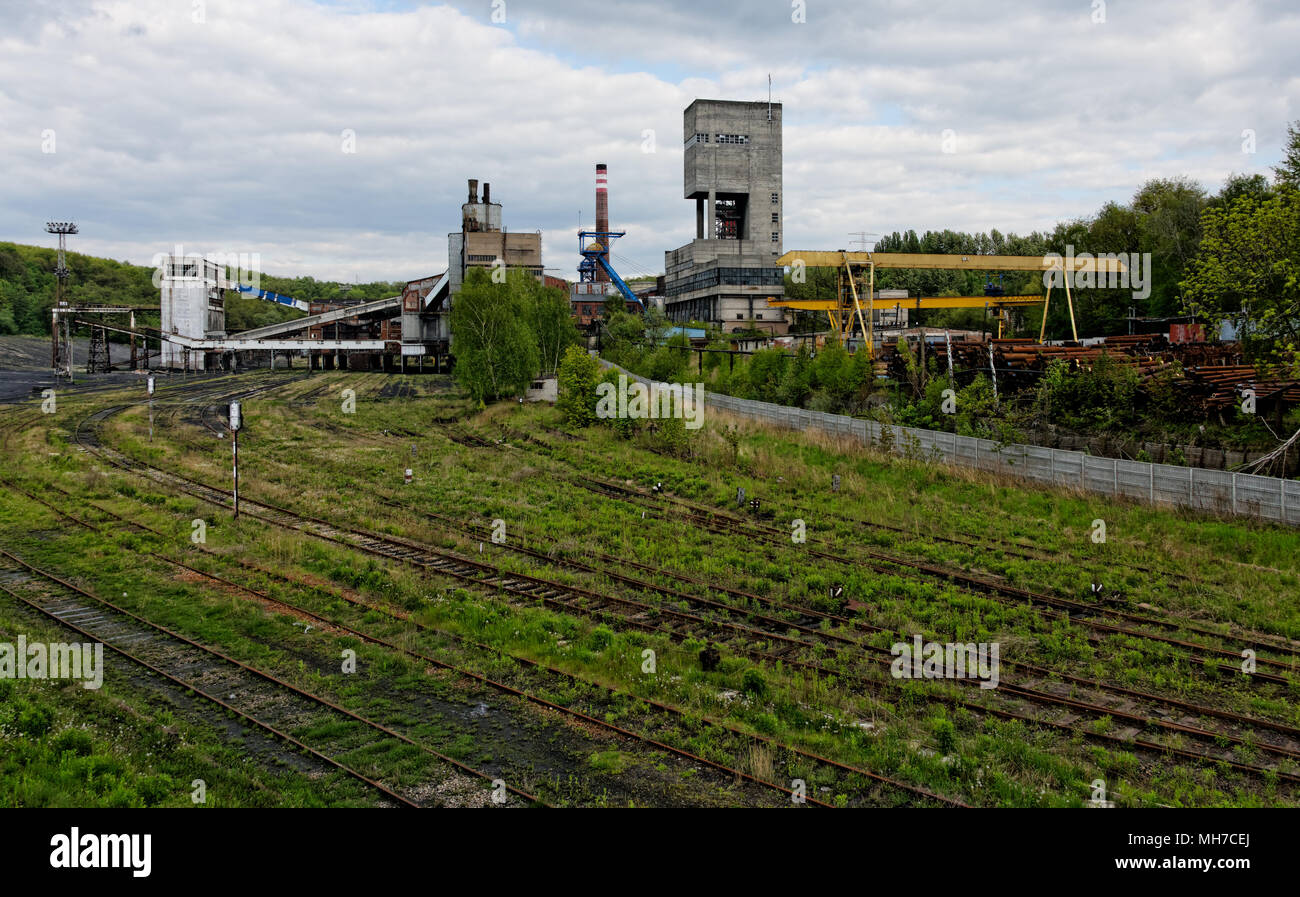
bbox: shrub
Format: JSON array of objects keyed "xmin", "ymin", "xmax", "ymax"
[
  {"xmin": 51, "ymin": 728, "xmax": 95, "ymax": 757},
  {"xmin": 17, "ymin": 703, "xmax": 55, "ymax": 738},
  {"xmin": 556, "ymin": 345, "xmax": 600, "ymax": 427},
  {"xmin": 932, "ymin": 717, "xmax": 957, "ymax": 754}
]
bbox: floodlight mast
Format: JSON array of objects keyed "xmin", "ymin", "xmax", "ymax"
[{"xmin": 45, "ymin": 222, "xmax": 78, "ymax": 374}]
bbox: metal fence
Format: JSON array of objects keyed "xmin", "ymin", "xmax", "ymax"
[{"xmin": 603, "ymin": 363, "xmax": 1300, "ymax": 526}]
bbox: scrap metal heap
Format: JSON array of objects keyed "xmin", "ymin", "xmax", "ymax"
[{"xmin": 881, "ymin": 333, "xmax": 1299, "ymax": 416}]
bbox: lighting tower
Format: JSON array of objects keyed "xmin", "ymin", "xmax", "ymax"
[{"xmin": 46, "ymin": 221, "xmax": 78, "ymax": 374}]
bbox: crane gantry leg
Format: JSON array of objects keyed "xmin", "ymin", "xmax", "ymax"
[
  {"xmin": 1039, "ymin": 282, "xmax": 1052, "ymax": 344},
  {"xmin": 1063, "ymin": 273, "xmax": 1079, "ymax": 343}
]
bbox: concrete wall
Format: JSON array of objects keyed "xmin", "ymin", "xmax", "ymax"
[
  {"xmin": 604, "ymin": 360, "xmax": 1300, "ymax": 528},
  {"xmin": 525, "ymin": 377, "xmax": 558, "ymax": 402}
]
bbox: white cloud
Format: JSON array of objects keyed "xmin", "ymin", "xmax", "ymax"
[{"xmin": 0, "ymin": 0, "xmax": 1296, "ymax": 286}]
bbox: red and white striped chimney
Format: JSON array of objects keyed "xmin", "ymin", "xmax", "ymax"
[{"xmin": 595, "ymin": 163, "xmax": 610, "ymax": 282}]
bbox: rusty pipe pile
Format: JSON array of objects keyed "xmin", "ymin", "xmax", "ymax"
[
  {"xmin": 1175, "ymin": 365, "xmax": 1300, "ymax": 413},
  {"xmin": 882, "ymin": 333, "xmax": 1248, "ymax": 393}
]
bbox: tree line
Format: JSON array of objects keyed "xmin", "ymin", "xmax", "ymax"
[
  {"xmin": 0, "ymin": 241, "xmax": 404, "ymax": 336},
  {"xmin": 780, "ymin": 120, "xmax": 1300, "ymax": 368}
]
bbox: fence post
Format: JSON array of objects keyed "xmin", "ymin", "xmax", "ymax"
[
  {"xmin": 1188, "ymin": 466, "xmax": 1194, "ymax": 509},
  {"xmin": 1112, "ymin": 458, "xmax": 1118, "ymax": 498},
  {"xmin": 1149, "ymin": 463, "xmax": 1154, "ymax": 503},
  {"xmin": 1232, "ymin": 472, "xmax": 1237, "ymax": 515}
]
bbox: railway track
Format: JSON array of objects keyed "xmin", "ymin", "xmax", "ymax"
[
  {"xmin": 391, "ymin": 504, "xmax": 1300, "ymax": 748},
  {"xmin": 9, "ymin": 475, "xmax": 963, "ymax": 808},
  {"xmin": 0, "ymin": 548, "xmax": 544, "ymax": 807},
  {"xmin": 66, "ymin": 405, "xmax": 1300, "ymax": 791},
  {"xmin": 496, "ymin": 421, "xmax": 1298, "ymax": 654},
  {"xmin": 571, "ymin": 474, "xmax": 1300, "ymax": 673},
  {"xmin": 10, "ymin": 374, "xmax": 1294, "ymax": 803},
  {"xmin": 16, "ymin": 379, "xmax": 955, "ymax": 806}
]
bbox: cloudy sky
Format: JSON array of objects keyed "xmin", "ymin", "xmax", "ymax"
[{"xmin": 2, "ymin": 0, "xmax": 1297, "ymax": 285}]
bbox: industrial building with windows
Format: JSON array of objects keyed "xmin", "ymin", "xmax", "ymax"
[{"xmin": 664, "ymin": 99, "xmax": 788, "ymax": 334}]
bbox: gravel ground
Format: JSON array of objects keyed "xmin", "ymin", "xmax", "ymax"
[{"xmin": 0, "ymin": 335, "xmax": 147, "ymax": 403}]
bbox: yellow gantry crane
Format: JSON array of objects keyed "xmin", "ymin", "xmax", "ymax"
[{"xmin": 771, "ymin": 250, "xmax": 1127, "ymax": 355}]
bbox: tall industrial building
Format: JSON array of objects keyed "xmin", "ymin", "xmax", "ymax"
[
  {"xmin": 159, "ymin": 255, "xmax": 227, "ymax": 370},
  {"xmin": 447, "ymin": 179, "xmax": 543, "ymax": 297},
  {"xmin": 663, "ymin": 99, "xmax": 787, "ymax": 334}
]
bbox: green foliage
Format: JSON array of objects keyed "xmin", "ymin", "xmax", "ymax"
[
  {"xmin": 450, "ymin": 268, "xmax": 543, "ymax": 402},
  {"xmin": 0, "ymin": 241, "xmax": 408, "ymax": 337},
  {"xmin": 1274, "ymin": 120, "xmax": 1300, "ymax": 189},
  {"xmin": 1033, "ymin": 355, "xmax": 1140, "ymax": 430},
  {"xmin": 741, "ymin": 668, "xmax": 768, "ymax": 699},
  {"xmin": 595, "ymin": 368, "xmax": 639, "ymax": 438},
  {"xmin": 0, "ymin": 242, "xmax": 159, "ymax": 335},
  {"xmin": 777, "ymin": 343, "xmax": 814, "ymax": 406},
  {"xmin": 873, "ymin": 228, "xmax": 1050, "ymax": 315},
  {"xmin": 17, "ymin": 702, "xmax": 55, "ymax": 737},
  {"xmin": 746, "ymin": 348, "xmax": 788, "ymax": 401},
  {"xmin": 702, "ymin": 337, "xmax": 729, "ymax": 373},
  {"xmin": 556, "ymin": 345, "xmax": 601, "ymax": 428},
  {"xmin": 811, "ymin": 340, "xmax": 855, "ymax": 403},
  {"xmin": 524, "ymin": 276, "xmax": 580, "ymax": 376},
  {"xmin": 1180, "ymin": 186, "xmax": 1300, "ymax": 371},
  {"xmin": 599, "ymin": 307, "xmax": 650, "ymax": 368},
  {"xmin": 644, "ymin": 332, "xmax": 691, "ymax": 382},
  {"xmin": 646, "ymin": 413, "xmax": 690, "ymax": 458},
  {"xmin": 50, "ymin": 729, "xmax": 95, "ymax": 757},
  {"xmin": 1129, "ymin": 176, "xmax": 1209, "ymax": 318},
  {"xmin": 223, "ymin": 293, "xmax": 302, "ymax": 332},
  {"xmin": 932, "ymin": 717, "xmax": 958, "ymax": 755}
]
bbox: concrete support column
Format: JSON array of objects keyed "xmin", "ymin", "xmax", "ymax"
[
  {"xmin": 707, "ymin": 189, "xmax": 716, "ymax": 240},
  {"xmin": 696, "ymin": 197, "xmax": 705, "ymax": 239}
]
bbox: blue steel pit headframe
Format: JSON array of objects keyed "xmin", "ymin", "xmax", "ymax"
[{"xmin": 578, "ymin": 230, "xmax": 645, "ymax": 311}]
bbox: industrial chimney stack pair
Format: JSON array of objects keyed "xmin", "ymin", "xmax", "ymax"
[{"xmin": 467, "ymin": 179, "xmax": 492, "ymax": 204}]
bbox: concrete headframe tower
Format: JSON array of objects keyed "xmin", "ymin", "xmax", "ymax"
[{"xmin": 663, "ymin": 99, "xmax": 787, "ymax": 333}]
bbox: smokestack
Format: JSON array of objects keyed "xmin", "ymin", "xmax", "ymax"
[
  {"xmin": 595, "ymin": 163, "xmax": 609, "ymax": 283},
  {"xmin": 483, "ymin": 182, "xmax": 491, "ymax": 204},
  {"xmin": 468, "ymin": 179, "xmax": 478, "ymax": 203}
]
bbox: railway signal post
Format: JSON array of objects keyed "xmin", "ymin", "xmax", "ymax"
[{"xmin": 229, "ymin": 400, "xmax": 242, "ymax": 519}]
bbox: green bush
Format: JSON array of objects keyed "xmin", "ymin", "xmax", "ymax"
[
  {"xmin": 557, "ymin": 345, "xmax": 600, "ymax": 428},
  {"xmin": 1033, "ymin": 354, "xmax": 1140, "ymax": 431},
  {"xmin": 932, "ymin": 717, "xmax": 958, "ymax": 755},
  {"xmin": 50, "ymin": 729, "xmax": 95, "ymax": 758},
  {"xmin": 16, "ymin": 703, "xmax": 55, "ymax": 738}
]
